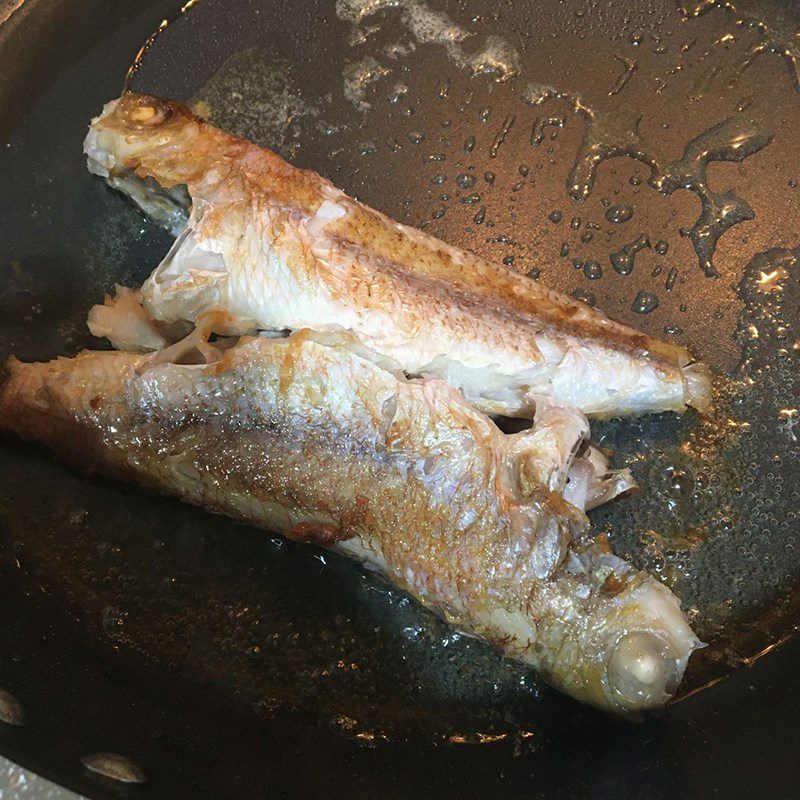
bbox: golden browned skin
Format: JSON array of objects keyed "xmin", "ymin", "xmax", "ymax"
[
  {"xmin": 84, "ymin": 93, "xmax": 712, "ymax": 419},
  {"xmin": 0, "ymin": 328, "xmax": 699, "ymax": 714}
]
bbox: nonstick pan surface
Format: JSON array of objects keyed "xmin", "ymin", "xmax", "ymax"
[{"xmin": 0, "ymin": 0, "xmax": 799, "ymax": 797}]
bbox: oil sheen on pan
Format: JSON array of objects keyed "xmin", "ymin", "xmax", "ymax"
[{"xmin": 0, "ymin": 0, "xmax": 798, "ymax": 744}]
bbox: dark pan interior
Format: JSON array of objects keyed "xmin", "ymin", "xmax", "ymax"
[{"xmin": 0, "ymin": 0, "xmax": 799, "ymax": 797}]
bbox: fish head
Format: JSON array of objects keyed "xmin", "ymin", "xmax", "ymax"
[{"xmin": 596, "ymin": 568, "xmax": 703, "ymax": 715}]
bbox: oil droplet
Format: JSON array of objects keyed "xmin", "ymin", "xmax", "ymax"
[
  {"xmin": 548, "ymin": 210, "xmax": 563, "ymax": 224},
  {"xmin": 559, "ymin": 242, "xmax": 570, "ymax": 257},
  {"xmin": 461, "ymin": 193, "xmax": 481, "ymax": 204},
  {"xmin": 387, "ymin": 82, "xmax": 409, "ymax": 104},
  {"xmin": 464, "ymin": 136, "xmax": 475, "ymax": 152},
  {"xmin": 652, "ymin": 117, "xmax": 773, "ymax": 277},
  {"xmin": 431, "ymin": 174, "xmax": 446, "ymax": 185},
  {"xmin": 502, "ymin": 254, "xmax": 515, "ymax": 266},
  {"xmin": 605, "ymin": 203, "xmax": 634, "ymax": 223},
  {"xmin": 632, "ymin": 291, "xmax": 659, "ymax": 313},
  {"xmin": 473, "ymin": 206, "xmax": 486, "ymax": 224},
  {"xmin": 407, "ymin": 131, "xmax": 425, "ymax": 144},
  {"xmin": 731, "ymin": 18, "xmax": 800, "ymax": 97},
  {"xmin": 526, "ymin": 267, "xmax": 541, "ymax": 279},
  {"xmin": 553, "ymin": 94, "xmax": 772, "ymax": 277},
  {"xmin": 432, "ymin": 206, "xmax": 446, "ymax": 219},
  {"xmin": 611, "ymin": 233, "xmax": 651, "ymax": 275},
  {"xmin": 490, "ymin": 115, "xmax": 515, "ymax": 158},
  {"xmin": 571, "ymin": 288, "xmax": 596, "ymax": 306},
  {"xmin": 664, "ymin": 324, "xmax": 683, "ymax": 334},
  {"xmin": 456, "ymin": 173, "xmax": 476, "ymax": 189},
  {"xmin": 531, "ymin": 115, "xmax": 565, "ymax": 146},
  {"xmin": 580, "ymin": 230, "xmax": 594, "ymax": 243},
  {"xmin": 484, "ymin": 171, "xmax": 495, "ymax": 185},
  {"xmin": 358, "ymin": 140, "xmax": 379, "ymax": 156},
  {"xmin": 609, "ymin": 54, "xmax": 638, "ymax": 97},
  {"xmin": 568, "ymin": 108, "xmax": 658, "ymax": 201},
  {"xmin": 570, "ymin": 216, "xmax": 581, "ymax": 230},
  {"xmin": 665, "ymin": 267, "xmax": 678, "ymax": 291},
  {"xmin": 655, "ymin": 240, "xmax": 669, "ymax": 255},
  {"xmin": 583, "ymin": 260, "xmax": 603, "ymax": 280}
]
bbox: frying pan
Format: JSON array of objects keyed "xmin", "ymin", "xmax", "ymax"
[{"xmin": 0, "ymin": 0, "xmax": 799, "ymax": 797}]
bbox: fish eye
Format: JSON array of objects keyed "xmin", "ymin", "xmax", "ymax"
[
  {"xmin": 123, "ymin": 96, "xmax": 173, "ymax": 128},
  {"xmin": 606, "ymin": 631, "xmax": 679, "ymax": 711}
]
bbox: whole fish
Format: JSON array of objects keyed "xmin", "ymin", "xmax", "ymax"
[
  {"xmin": 84, "ymin": 93, "xmax": 712, "ymax": 420},
  {"xmin": 0, "ymin": 325, "xmax": 699, "ymax": 714}
]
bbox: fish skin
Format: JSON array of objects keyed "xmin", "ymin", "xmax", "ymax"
[
  {"xmin": 0, "ymin": 328, "xmax": 699, "ymax": 714},
  {"xmin": 84, "ymin": 93, "xmax": 712, "ymax": 419},
  {"xmin": 88, "ymin": 286, "xmax": 638, "ymax": 512}
]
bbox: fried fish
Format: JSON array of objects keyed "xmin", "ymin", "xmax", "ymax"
[
  {"xmin": 0, "ymin": 325, "xmax": 699, "ymax": 713},
  {"xmin": 84, "ymin": 93, "xmax": 711, "ymax": 420}
]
